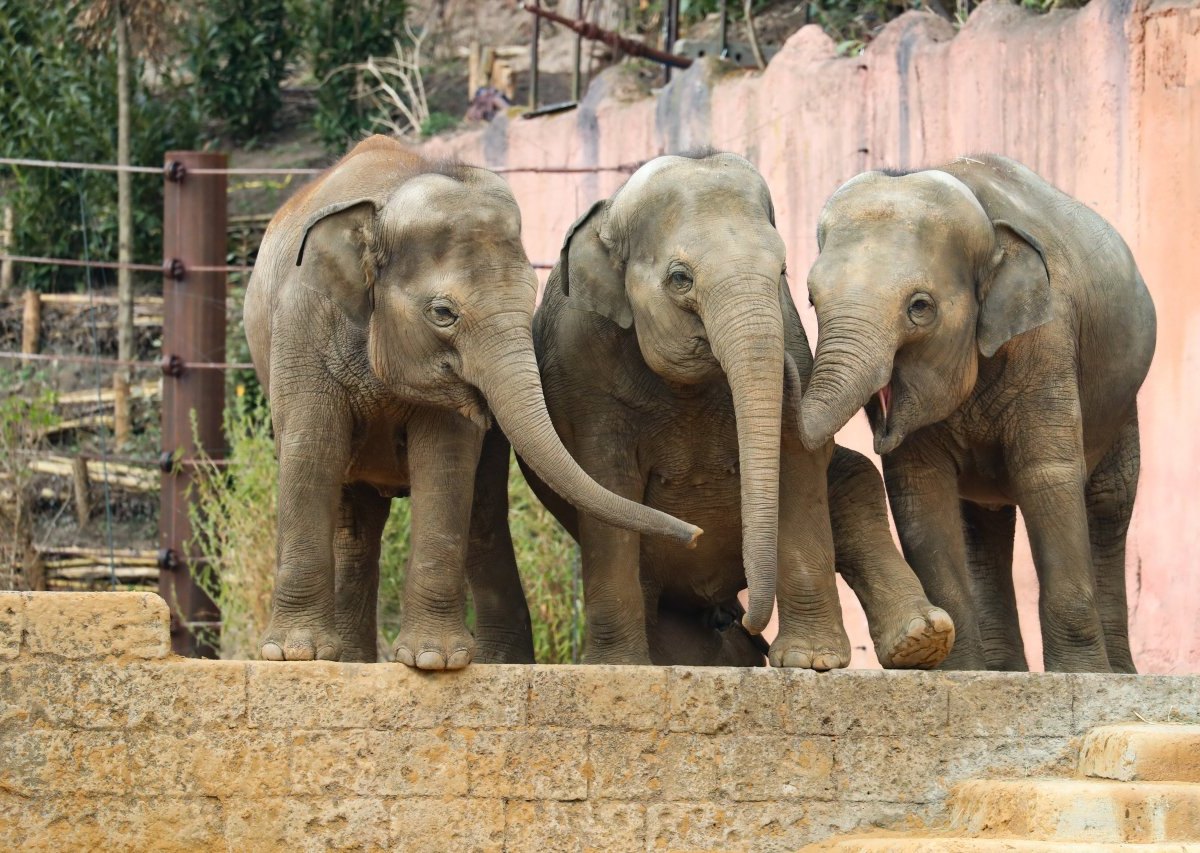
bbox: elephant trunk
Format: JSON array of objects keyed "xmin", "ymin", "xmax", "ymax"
[
  {"xmin": 702, "ymin": 281, "xmax": 785, "ymax": 635},
  {"xmin": 799, "ymin": 309, "xmax": 894, "ymax": 450},
  {"xmin": 464, "ymin": 322, "xmax": 702, "ymax": 547}
]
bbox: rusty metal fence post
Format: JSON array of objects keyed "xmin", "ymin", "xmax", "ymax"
[{"xmin": 158, "ymin": 151, "xmax": 225, "ymax": 657}]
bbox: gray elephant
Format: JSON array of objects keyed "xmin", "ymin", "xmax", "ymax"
[
  {"xmin": 244, "ymin": 136, "xmax": 699, "ymax": 667},
  {"xmin": 478, "ymin": 152, "xmax": 953, "ymax": 668},
  {"xmin": 799, "ymin": 154, "xmax": 1155, "ymax": 672}
]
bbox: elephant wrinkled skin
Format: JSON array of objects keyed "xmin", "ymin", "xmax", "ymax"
[
  {"xmin": 800, "ymin": 154, "xmax": 1156, "ymax": 673},
  {"xmin": 477, "ymin": 152, "xmax": 953, "ymax": 668},
  {"xmin": 243, "ymin": 136, "xmax": 699, "ymax": 668}
]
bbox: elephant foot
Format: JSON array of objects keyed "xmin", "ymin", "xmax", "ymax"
[
  {"xmin": 473, "ymin": 640, "xmax": 536, "ymax": 665},
  {"xmin": 261, "ymin": 611, "xmax": 343, "ymax": 661},
  {"xmin": 392, "ymin": 622, "xmax": 475, "ymax": 670},
  {"xmin": 581, "ymin": 645, "xmax": 653, "ymax": 665},
  {"xmin": 768, "ymin": 629, "xmax": 851, "ymax": 670},
  {"xmin": 876, "ymin": 606, "xmax": 955, "ymax": 670}
]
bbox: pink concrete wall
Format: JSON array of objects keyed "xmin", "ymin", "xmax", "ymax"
[{"xmin": 427, "ymin": 0, "xmax": 1200, "ymax": 673}]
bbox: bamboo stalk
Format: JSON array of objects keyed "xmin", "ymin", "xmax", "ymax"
[{"xmin": 72, "ymin": 456, "xmax": 90, "ymax": 529}]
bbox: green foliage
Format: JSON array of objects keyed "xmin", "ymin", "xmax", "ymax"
[
  {"xmin": 295, "ymin": 0, "xmax": 409, "ymax": 151},
  {"xmin": 185, "ymin": 0, "xmax": 296, "ymax": 143},
  {"xmin": 0, "ymin": 0, "xmax": 199, "ymax": 292},
  {"xmin": 0, "ymin": 368, "xmax": 58, "ymax": 591},
  {"xmin": 187, "ymin": 397, "xmax": 278, "ymax": 659},
  {"xmin": 419, "ymin": 111, "xmax": 458, "ymax": 138},
  {"xmin": 188, "ymin": 400, "xmax": 582, "ymax": 663}
]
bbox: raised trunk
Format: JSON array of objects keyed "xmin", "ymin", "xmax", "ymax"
[
  {"xmin": 800, "ymin": 314, "xmax": 894, "ymax": 450},
  {"xmin": 465, "ymin": 325, "xmax": 702, "ymax": 547},
  {"xmin": 703, "ymin": 285, "xmax": 785, "ymax": 635}
]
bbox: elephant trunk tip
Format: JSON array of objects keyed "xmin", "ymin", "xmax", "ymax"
[
  {"xmin": 799, "ymin": 408, "xmax": 836, "ymax": 451},
  {"xmin": 685, "ymin": 525, "xmax": 703, "ymax": 549}
]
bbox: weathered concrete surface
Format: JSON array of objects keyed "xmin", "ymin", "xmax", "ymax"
[
  {"xmin": 426, "ymin": 0, "xmax": 1200, "ymax": 674},
  {"xmin": 2, "ymin": 593, "xmax": 1198, "ymax": 851}
]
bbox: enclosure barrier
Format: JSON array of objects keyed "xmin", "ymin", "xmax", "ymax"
[{"xmin": 1, "ymin": 590, "xmax": 1197, "ymax": 850}]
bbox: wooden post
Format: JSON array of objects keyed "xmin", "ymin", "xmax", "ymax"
[
  {"xmin": 21, "ymin": 289, "xmax": 40, "ymax": 356},
  {"xmin": 468, "ymin": 39, "xmax": 481, "ymax": 97},
  {"xmin": 529, "ymin": 0, "xmax": 541, "ymax": 109},
  {"xmin": 72, "ymin": 456, "xmax": 91, "ymax": 529},
  {"xmin": 0, "ymin": 206, "xmax": 12, "ymax": 294},
  {"xmin": 571, "ymin": 0, "xmax": 583, "ymax": 100},
  {"xmin": 159, "ymin": 151, "xmax": 225, "ymax": 658},
  {"xmin": 113, "ymin": 375, "xmax": 130, "ymax": 447}
]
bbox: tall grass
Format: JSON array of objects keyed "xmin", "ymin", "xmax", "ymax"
[{"xmin": 188, "ymin": 401, "xmax": 583, "ymax": 662}]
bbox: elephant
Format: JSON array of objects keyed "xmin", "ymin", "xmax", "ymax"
[
  {"xmin": 798, "ymin": 153, "xmax": 1156, "ymax": 673},
  {"xmin": 475, "ymin": 151, "xmax": 954, "ymax": 668},
  {"xmin": 243, "ymin": 135, "xmax": 700, "ymax": 667}
]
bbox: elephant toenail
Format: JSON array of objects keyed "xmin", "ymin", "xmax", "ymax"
[
  {"xmin": 416, "ymin": 650, "xmax": 447, "ymax": 670},
  {"xmin": 261, "ymin": 642, "xmax": 284, "ymax": 661}
]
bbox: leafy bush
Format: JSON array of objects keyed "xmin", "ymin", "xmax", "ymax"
[
  {"xmin": 185, "ymin": 0, "xmax": 296, "ymax": 143},
  {"xmin": 0, "ymin": 1, "xmax": 199, "ymax": 293},
  {"xmin": 296, "ymin": 0, "xmax": 410, "ymax": 151},
  {"xmin": 189, "ymin": 400, "xmax": 583, "ymax": 662},
  {"xmin": 0, "ymin": 368, "xmax": 59, "ymax": 591}
]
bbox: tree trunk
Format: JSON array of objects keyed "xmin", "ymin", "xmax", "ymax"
[{"xmin": 115, "ymin": 1, "xmax": 132, "ymax": 447}]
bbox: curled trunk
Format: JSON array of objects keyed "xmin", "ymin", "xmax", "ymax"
[
  {"xmin": 703, "ymin": 285, "xmax": 785, "ymax": 635},
  {"xmin": 800, "ymin": 314, "xmax": 894, "ymax": 450},
  {"xmin": 465, "ymin": 324, "xmax": 702, "ymax": 547}
]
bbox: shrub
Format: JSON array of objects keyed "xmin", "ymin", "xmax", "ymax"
[
  {"xmin": 297, "ymin": 0, "xmax": 410, "ymax": 151},
  {"xmin": 0, "ymin": 1, "xmax": 199, "ymax": 293},
  {"xmin": 0, "ymin": 369, "xmax": 59, "ymax": 591},
  {"xmin": 185, "ymin": 0, "xmax": 296, "ymax": 143}
]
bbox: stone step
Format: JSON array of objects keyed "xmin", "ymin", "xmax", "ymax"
[
  {"xmin": 814, "ymin": 836, "xmax": 1200, "ymax": 851},
  {"xmin": 1081, "ymin": 724, "xmax": 1200, "ymax": 783},
  {"xmin": 948, "ymin": 779, "xmax": 1200, "ymax": 844}
]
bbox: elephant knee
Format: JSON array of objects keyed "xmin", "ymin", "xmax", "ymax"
[{"xmin": 1042, "ymin": 584, "xmax": 1104, "ymax": 647}]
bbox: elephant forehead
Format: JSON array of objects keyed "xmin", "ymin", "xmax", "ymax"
[{"xmin": 384, "ymin": 176, "xmax": 519, "ymax": 237}]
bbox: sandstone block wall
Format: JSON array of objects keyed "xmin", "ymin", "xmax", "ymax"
[
  {"xmin": 3, "ymin": 593, "xmax": 1199, "ymax": 851},
  {"xmin": 424, "ymin": 0, "xmax": 1200, "ymax": 674}
]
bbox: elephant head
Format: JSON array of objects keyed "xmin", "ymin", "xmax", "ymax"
[
  {"xmin": 799, "ymin": 169, "xmax": 1052, "ymax": 454},
  {"xmin": 558, "ymin": 153, "xmax": 788, "ymax": 634},
  {"xmin": 295, "ymin": 164, "xmax": 701, "ymax": 546}
]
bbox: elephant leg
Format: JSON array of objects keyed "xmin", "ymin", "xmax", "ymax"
[
  {"xmin": 884, "ymin": 442, "xmax": 987, "ymax": 670},
  {"xmin": 1086, "ymin": 413, "xmax": 1140, "ymax": 674},
  {"xmin": 773, "ymin": 440, "xmax": 849, "ymax": 670},
  {"xmin": 333, "ymin": 482, "xmax": 391, "ymax": 663},
  {"xmin": 391, "ymin": 408, "xmax": 484, "ymax": 670},
  {"xmin": 1008, "ymin": 417, "xmax": 1111, "ymax": 672},
  {"xmin": 466, "ymin": 428, "xmax": 536, "ymax": 664},
  {"xmin": 827, "ymin": 446, "xmax": 954, "ymax": 669},
  {"xmin": 961, "ymin": 501, "xmax": 1026, "ymax": 671},
  {"xmin": 574, "ymin": 437, "xmax": 650, "ymax": 665},
  {"xmin": 648, "ymin": 601, "xmax": 766, "ymax": 667},
  {"xmin": 260, "ymin": 392, "xmax": 353, "ymax": 662}
]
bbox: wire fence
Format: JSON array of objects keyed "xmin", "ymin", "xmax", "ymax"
[{"xmin": 1, "ymin": 149, "xmax": 597, "ymax": 636}]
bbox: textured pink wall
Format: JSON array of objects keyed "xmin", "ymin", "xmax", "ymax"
[{"xmin": 427, "ymin": 0, "xmax": 1200, "ymax": 673}]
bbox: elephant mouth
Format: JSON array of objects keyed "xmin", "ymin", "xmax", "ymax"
[
  {"xmin": 865, "ymin": 376, "xmax": 905, "ymax": 455},
  {"xmin": 457, "ymin": 385, "xmax": 493, "ymax": 431}
]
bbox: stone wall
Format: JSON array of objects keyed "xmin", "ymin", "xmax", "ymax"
[
  {"xmin": 3, "ymin": 593, "xmax": 1198, "ymax": 851},
  {"xmin": 424, "ymin": 0, "xmax": 1200, "ymax": 674}
]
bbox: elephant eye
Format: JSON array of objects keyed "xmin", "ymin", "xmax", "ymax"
[
  {"xmin": 426, "ymin": 300, "xmax": 460, "ymax": 328},
  {"xmin": 667, "ymin": 268, "xmax": 694, "ymax": 294},
  {"xmin": 907, "ymin": 293, "xmax": 936, "ymax": 325}
]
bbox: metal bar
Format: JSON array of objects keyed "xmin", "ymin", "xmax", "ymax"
[
  {"xmin": 719, "ymin": 0, "xmax": 728, "ymax": 55},
  {"xmin": 522, "ymin": 3, "xmax": 692, "ymax": 70},
  {"xmin": 0, "ymin": 254, "xmax": 251, "ymax": 274},
  {"xmin": 0, "ymin": 157, "xmax": 321, "ymax": 177},
  {"xmin": 529, "ymin": 0, "xmax": 541, "ymax": 109},
  {"xmin": 0, "ymin": 351, "xmax": 252, "ymax": 370},
  {"xmin": 663, "ymin": 0, "xmax": 680, "ymax": 84},
  {"xmin": 159, "ymin": 151, "xmax": 225, "ymax": 658},
  {"xmin": 571, "ymin": 0, "xmax": 583, "ymax": 101}
]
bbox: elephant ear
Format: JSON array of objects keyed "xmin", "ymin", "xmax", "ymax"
[
  {"xmin": 294, "ymin": 198, "xmax": 380, "ymax": 317},
  {"xmin": 976, "ymin": 220, "xmax": 1053, "ymax": 358},
  {"xmin": 559, "ymin": 198, "xmax": 632, "ymax": 329}
]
